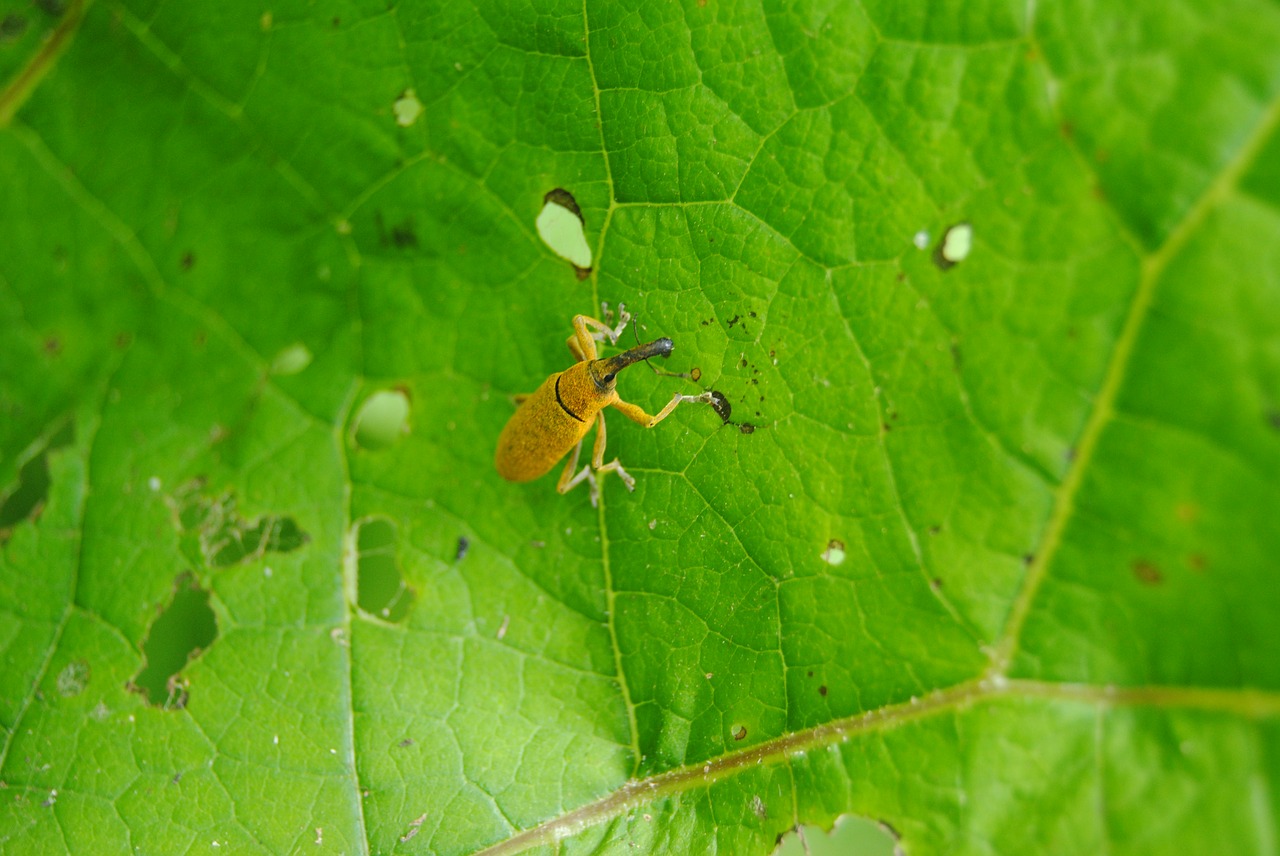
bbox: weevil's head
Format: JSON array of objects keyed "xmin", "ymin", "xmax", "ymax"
[{"xmin": 590, "ymin": 337, "xmax": 674, "ymax": 391}]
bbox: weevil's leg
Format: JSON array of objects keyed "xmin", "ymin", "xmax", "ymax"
[
  {"xmin": 557, "ymin": 437, "xmax": 600, "ymax": 505},
  {"xmin": 612, "ymin": 392, "xmax": 717, "ymax": 428},
  {"xmin": 566, "ymin": 306, "xmax": 632, "ymax": 361},
  {"xmin": 589, "ymin": 410, "xmax": 635, "ymax": 492}
]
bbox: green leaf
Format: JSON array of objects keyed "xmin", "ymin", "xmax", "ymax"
[{"xmin": 2, "ymin": 0, "xmax": 1278, "ymax": 853}]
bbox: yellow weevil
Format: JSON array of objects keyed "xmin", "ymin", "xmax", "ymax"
[{"xmin": 495, "ymin": 305, "xmax": 713, "ymax": 505}]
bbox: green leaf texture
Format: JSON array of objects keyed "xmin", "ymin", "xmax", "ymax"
[{"xmin": 2, "ymin": 0, "xmax": 1278, "ymax": 853}]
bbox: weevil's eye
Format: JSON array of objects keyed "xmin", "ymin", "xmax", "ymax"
[{"xmin": 603, "ymin": 372, "xmax": 616, "ymax": 383}]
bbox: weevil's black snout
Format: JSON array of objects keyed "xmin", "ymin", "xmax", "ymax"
[{"xmin": 595, "ymin": 337, "xmax": 675, "ymax": 386}]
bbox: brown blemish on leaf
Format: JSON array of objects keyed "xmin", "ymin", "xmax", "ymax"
[{"xmin": 1132, "ymin": 559, "xmax": 1162, "ymax": 586}]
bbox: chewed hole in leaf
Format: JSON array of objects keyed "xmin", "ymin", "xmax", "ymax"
[
  {"xmin": 773, "ymin": 814, "xmax": 900, "ymax": 856},
  {"xmin": 355, "ymin": 517, "xmax": 414, "ymax": 622},
  {"xmin": 130, "ymin": 574, "xmax": 218, "ymax": 709},
  {"xmin": 169, "ymin": 478, "xmax": 309, "ymax": 568},
  {"xmin": 353, "ymin": 389, "xmax": 411, "ymax": 450},
  {"xmin": 0, "ymin": 420, "xmax": 74, "ymax": 543},
  {"xmin": 271, "ymin": 342, "xmax": 313, "ymax": 376},
  {"xmin": 821, "ymin": 539, "xmax": 846, "ymax": 566},
  {"xmin": 536, "ymin": 188, "xmax": 592, "ymax": 273},
  {"xmin": 393, "ymin": 88, "xmax": 423, "ymax": 127},
  {"xmin": 933, "ymin": 221, "xmax": 973, "ymax": 270}
]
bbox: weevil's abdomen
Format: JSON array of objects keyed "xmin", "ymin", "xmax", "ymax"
[{"xmin": 495, "ymin": 371, "xmax": 597, "ymax": 482}]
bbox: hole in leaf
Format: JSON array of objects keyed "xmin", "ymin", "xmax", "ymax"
[
  {"xmin": 130, "ymin": 574, "xmax": 218, "ymax": 709},
  {"xmin": 820, "ymin": 539, "xmax": 846, "ymax": 566},
  {"xmin": 353, "ymin": 389, "xmax": 411, "ymax": 450},
  {"xmin": 393, "ymin": 88, "xmax": 423, "ymax": 127},
  {"xmin": 168, "ymin": 479, "xmax": 309, "ymax": 568},
  {"xmin": 0, "ymin": 421, "xmax": 74, "ymax": 544},
  {"xmin": 355, "ymin": 517, "xmax": 414, "ymax": 622},
  {"xmin": 933, "ymin": 221, "xmax": 973, "ymax": 270},
  {"xmin": 536, "ymin": 188, "xmax": 592, "ymax": 274},
  {"xmin": 773, "ymin": 814, "xmax": 900, "ymax": 856},
  {"xmin": 271, "ymin": 342, "xmax": 313, "ymax": 376}
]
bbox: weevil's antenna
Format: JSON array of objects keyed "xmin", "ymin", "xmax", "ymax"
[{"xmin": 628, "ymin": 315, "xmax": 691, "ymax": 379}]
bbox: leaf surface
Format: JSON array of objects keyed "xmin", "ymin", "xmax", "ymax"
[{"xmin": 1, "ymin": 0, "xmax": 1278, "ymax": 853}]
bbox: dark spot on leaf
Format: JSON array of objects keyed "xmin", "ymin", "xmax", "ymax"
[
  {"xmin": 35, "ymin": 0, "xmax": 66, "ymax": 15},
  {"xmin": 180, "ymin": 251, "xmax": 195, "ymax": 271},
  {"xmin": 738, "ymin": 356, "xmax": 748, "ymax": 368},
  {"xmin": 1023, "ymin": 553, "xmax": 1035, "ymax": 565},
  {"xmin": 950, "ymin": 342, "xmax": 963, "ymax": 370},
  {"xmin": 1188, "ymin": 553, "xmax": 1208, "ymax": 572},
  {"xmin": 574, "ymin": 264, "xmax": 591, "ymax": 280},
  {"xmin": 130, "ymin": 574, "xmax": 217, "ymax": 709},
  {"xmin": 389, "ymin": 218, "xmax": 414, "ymax": 248},
  {"xmin": 56, "ymin": 660, "xmax": 90, "ymax": 697},
  {"xmin": 819, "ymin": 685, "xmax": 828, "ymax": 696},
  {"xmin": 1065, "ymin": 446, "xmax": 1077, "ymax": 462},
  {"xmin": 882, "ymin": 422, "xmax": 891, "ymax": 432},
  {"xmin": 733, "ymin": 725, "xmax": 747, "ymax": 741},
  {"xmin": 332, "ymin": 16, "xmax": 341, "ymax": 26},
  {"xmin": 1267, "ymin": 411, "xmax": 1280, "ymax": 431},
  {"xmin": 0, "ymin": 14, "xmax": 26, "ymax": 40},
  {"xmin": 1175, "ymin": 503, "xmax": 1199, "ymax": 523},
  {"xmin": 455, "ymin": 536, "xmax": 470, "ymax": 562},
  {"xmin": 726, "ymin": 314, "xmax": 741, "ymax": 327},
  {"xmin": 1132, "ymin": 559, "xmax": 1162, "ymax": 586},
  {"xmin": 749, "ymin": 311, "xmax": 757, "ymax": 318},
  {"xmin": 398, "ymin": 738, "xmax": 414, "ymax": 748},
  {"xmin": 1059, "ymin": 121, "xmax": 1074, "ymax": 138},
  {"xmin": 928, "ymin": 525, "xmax": 941, "ymax": 536},
  {"xmin": 355, "ymin": 517, "xmax": 414, "ymax": 622},
  {"xmin": 700, "ymin": 318, "xmax": 711, "ymax": 326},
  {"xmin": 708, "ymin": 391, "xmax": 731, "ymax": 423},
  {"xmin": 690, "ymin": 367, "xmax": 702, "ymax": 382},
  {"xmin": 194, "ymin": 330, "xmax": 207, "ymax": 347},
  {"xmin": 0, "ymin": 420, "xmax": 74, "ymax": 544},
  {"xmin": 930, "ymin": 577, "xmax": 943, "ymax": 590},
  {"xmin": 739, "ymin": 422, "xmax": 755, "ymax": 434},
  {"xmin": 807, "ymin": 671, "xmax": 813, "ymax": 677},
  {"xmin": 115, "ymin": 331, "xmax": 133, "ymax": 349},
  {"xmin": 43, "ymin": 336, "xmax": 61, "ymax": 356}
]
